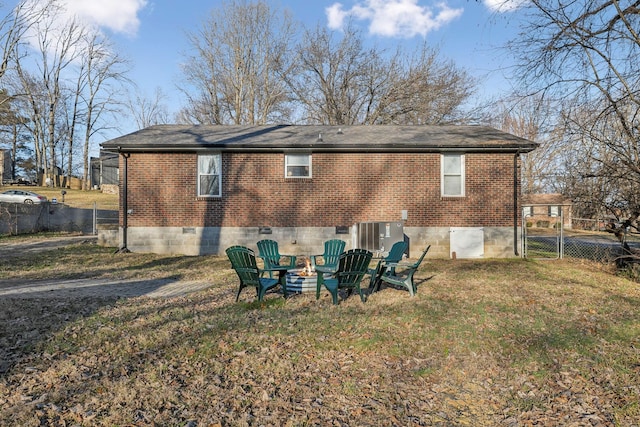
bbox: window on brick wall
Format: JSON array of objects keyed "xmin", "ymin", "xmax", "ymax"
[
  {"xmin": 549, "ymin": 205, "xmax": 561, "ymax": 217},
  {"xmin": 441, "ymin": 153, "xmax": 465, "ymax": 197},
  {"xmin": 198, "ymin": 154, "xmax": 221, "ymax": 197},
  {"xmin": 285, "ymin": 153, "xmax": 311, "ymax": 178}
]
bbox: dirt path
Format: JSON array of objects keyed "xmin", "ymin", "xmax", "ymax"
[
  {"xmin": 0, "ymin": 235, "xmax": 214, "ymax": 298},
  {"xmin": 0, "ymin": 276, "xmax": 214, "ymax": 299},
  {"xmin": 0, "ymin": 234, "xmax": 98, "ymax": 259}
]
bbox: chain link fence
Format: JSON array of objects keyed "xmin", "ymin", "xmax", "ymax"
[
  {"xmin": 0, "ymin": 201, "xmax": 118, "ymax": 236},
  {"xmin": 523, "ymin": 210, "xmax": 640, "ymax": 264}
]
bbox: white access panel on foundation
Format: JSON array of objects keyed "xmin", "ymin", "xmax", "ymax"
[{"xmin": 450, "ymin": 227, "xmax": 484, "ymax": 258}]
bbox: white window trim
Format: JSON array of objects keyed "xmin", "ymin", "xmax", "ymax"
[
  {"xmin": 285, "ymin": 153, "xmax": 312, "ymax": 178},
  {"xmin": 441, "ymin": 153, "xmax": 465, "ymax": 197},
  {"xmin": 197, "ymin": 153, "xmax": 222, "ymax": 197}
]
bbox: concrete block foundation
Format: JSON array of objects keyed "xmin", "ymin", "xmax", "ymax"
[{"xmin": 98, "ymin": 225, "xmax": 522, "ymax": 259}]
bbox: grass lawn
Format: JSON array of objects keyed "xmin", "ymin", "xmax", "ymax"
[
  {"xmin": 0, "ymin": 185, "xmax": 118, "ymax": 209},
  {"xmin": 1, "ymin": 241, "xmax": 639, "ymax": 426}
]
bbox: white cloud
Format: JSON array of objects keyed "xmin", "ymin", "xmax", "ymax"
[
  {"xmin": 325, "ymin": 0, "xmax": 463, "ymax": 38},
  {"xmin": 57, "ymin": 0, "xmax": 148, "ymax": 35},
  {"xmin": 482, "ymin": 0, "xmax": 528, "ymax": 13},
  {"xmin": 326, "ymin": 3, "xmax": 349, "ymax": 29}
]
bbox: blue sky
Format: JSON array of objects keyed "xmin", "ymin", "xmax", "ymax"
[{"xmin": 9, "ymin": 0, "xmax": 527, "ymax": 138}]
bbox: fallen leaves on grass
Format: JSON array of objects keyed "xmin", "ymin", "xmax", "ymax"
[{"xmin": 1, "ymin": 257, "xmax": 639, "ymax": 426}]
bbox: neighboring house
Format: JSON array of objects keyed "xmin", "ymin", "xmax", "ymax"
[
  {"xmin": 521, "ymin": 193, "xmax": 573, "ymax": 229},
  {"xmin": 90, "ymin": 151, "xmax": 119, "ymax": 189},
  {"xmin": 101, "ymin": 125, "xmax": 538, "ymax": 258}
]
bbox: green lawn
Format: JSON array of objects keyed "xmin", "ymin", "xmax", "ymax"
[{"xmin": 1, "ymin": 242, "xmax": 639, "ymax": 426}]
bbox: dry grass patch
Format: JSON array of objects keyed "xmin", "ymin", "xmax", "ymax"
[
  {"xmin": 0, "ymin": 243, "xmax": 225, "ymax": 283},
  {"xmin": 0, "ymin": 185, "xmax": 118, "ymax": 209},
  {"xmin": 1, "ymin": 244, "xmax": 639, "ymax": 426}
]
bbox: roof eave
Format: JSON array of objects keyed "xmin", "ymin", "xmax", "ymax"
[{"xmin": 101, "ymin": 143, "xmax": 538, "ymax": 154}]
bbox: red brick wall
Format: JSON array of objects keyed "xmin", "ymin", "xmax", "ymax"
[{"xmin": 120, "ymin": 152, "xmax": 520, "ymax": 228}]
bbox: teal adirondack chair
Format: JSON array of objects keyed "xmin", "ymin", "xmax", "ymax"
[
  {"xmin": 316, "ymin": 249, "xmax": 373, "ymax": 304},
  {"xmin": 367, "ymin": 240, "xmax": 408, "ymax": 289},
  {"xmin": 382, "ymin": 240, "xmax": 408, "ymax": 275},
  {"xmin": 226, "ymin": 245, "xmax": 280, "ymax": 302},
  {"xmin": 311, "ymin": 239, "xmax": 346, "ymax": 271},
  {"xmin": 377, "ymin": 245, "xmax": 431, "ymax": 296},
  {"xmin": 256, "ymin": 239, "xmax": 297, "ymax": 278}
]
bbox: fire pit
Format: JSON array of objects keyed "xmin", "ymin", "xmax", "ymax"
[{"xmin": 285, "ymin": 258, "xmax": 326, "ymax": 293}]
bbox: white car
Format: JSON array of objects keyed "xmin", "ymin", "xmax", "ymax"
[{"xmin": 0, "ymin": 189, "xmax": 48, "ymax": 204}]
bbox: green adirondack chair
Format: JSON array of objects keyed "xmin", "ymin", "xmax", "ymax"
[
  {"xmin": 377, "ymin": 245, "xmax": 431, "ymax": 296},
  {"xmin": 316, "ymin": 249, "xmax": 373, "ymax": 304},
  {"xmin": 256, "ymin": 239, "xmax": 297, "ymax": 278},
  {"xmin": 310, "ymin": 239, "xmax": 346, "ymax": 270},
  {"xmin": 381, "ymin": 240, "xmax": 408, "ymax": 274},
  {"xmin": 367, "ymin": 240, "xmax": 408, "ymax": 290},
  {"xmin": 226, "ymin": 245, "xmax": 280, "ymax": 302}
]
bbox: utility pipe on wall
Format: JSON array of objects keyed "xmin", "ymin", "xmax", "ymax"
[
  {"xmin": 116, "ymin": 150, "xmax": 130, "ymax": 253},
  {"xmin": 513, "ymin": 151, "xmax": 520, "ymax": 256}
]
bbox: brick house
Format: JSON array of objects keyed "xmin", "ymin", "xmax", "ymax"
[
  {"xmin": 101, "ymin": 125, "xmax": 537, "ymax": 258},
  {"xmin": 522, "ymin": 193, "xmax": 573, "ymax": 229}
]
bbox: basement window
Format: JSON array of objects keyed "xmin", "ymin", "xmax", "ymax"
[
  {"xmin": 285, "ymin": 154, "xmax": 311, "ymax": 178},
  {"xmin": 198, "ymin": 153, "xmax": 222, "ymax": 197}
]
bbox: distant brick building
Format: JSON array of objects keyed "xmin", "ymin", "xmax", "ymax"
[
  {"xmin": 522, "ymin": 193, "xmax": 573, "ymax": 229},
  {"xmin": 101, "ymin": 125, "xmax": 537, "ymax": 258}
]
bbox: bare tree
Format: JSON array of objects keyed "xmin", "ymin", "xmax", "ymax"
[
  {"xmin": 12, "ymin": 65, "xmax": 47, "ymax": 177},
  {"xmin": 1, "ymin": 1, "xmax": 57, "ymax": 182},
  {"xmin": 553, "ymin": 109, "xmax": 612, "ymax": 221},
  {"xmin": 74, "ymin": 31, "xmax": 130, "ymax": 189},
  {"xmin": 0, "ymin": 88, "xmax": 30, "ymax": 180},
  {"xmin": 65, "ymin": 51, "xmax": 84, "ymax": 187},
  {"xmin": 0, "ymin": 3, "xmax": 22, "ymax": 83},
  {"xmin": 0, "ymin": 0, "xmax": 54, "ymax": 135},
  {"xmin": 179, "ymin": 0, "xmax": 297, "ymax": 125},
  {"xmin": 0, "ymin": 1, "xmax": 52, "ymax": 83},
  {"xmin": 288, "ymin": 24, "xmax": 475, "ymax": 125},
  {"xmin": 0, "ymin": 88, "xmax": 19, "ymax": 125},
  {"xmin": 13, "ymin": 3, "xmax": 86, "ymax": 186},
  {"xmin": 127, "ymin": 87, "xmax": 169, "ymax": 129},
  {"xmin": 286, "ymin": 23, "xmax": 379, "ymax": 125},
  {"xmin": 9, "ymin": 2, "xmax": 129, "ymax": 189},
  {"xmin": 508, "ymin": 0, "xmax": 640, "ymax": 216},
  {"xmin": 482, "ymin": 94, "xmax": 569, "ymax": 194},
  {"xmin": 375, "ymin": 43, "xmax": 475, "ymax": 125}
]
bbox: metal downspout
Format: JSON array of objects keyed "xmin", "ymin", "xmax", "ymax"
[
  {"xmin": 514, "ymin": 151, "xmax": 520, "ymax": 256},
  {"xmin": 115, "ymin": 150, "xmax": 130, "ymax": 253}
]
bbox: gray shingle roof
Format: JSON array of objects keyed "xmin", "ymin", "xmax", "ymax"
[
  {"xmin": 101, "ymin": 124, "xmax": 538, "ymax": 153},
  {"xmin": 522, "ymin": 193, "xmax": 572, "ymax": 206}
]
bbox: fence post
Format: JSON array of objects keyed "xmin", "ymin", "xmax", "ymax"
[
  {"xmin": 559, "ymin": 211, "xmax": 564, "ymax": 259},
  {"xmin": 522, "ymin": 209, "xmax": 528, "ymax": 258},
  {"xmin": 93, "ymin": 201, "xmax": 97, "ymax": 235}
]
